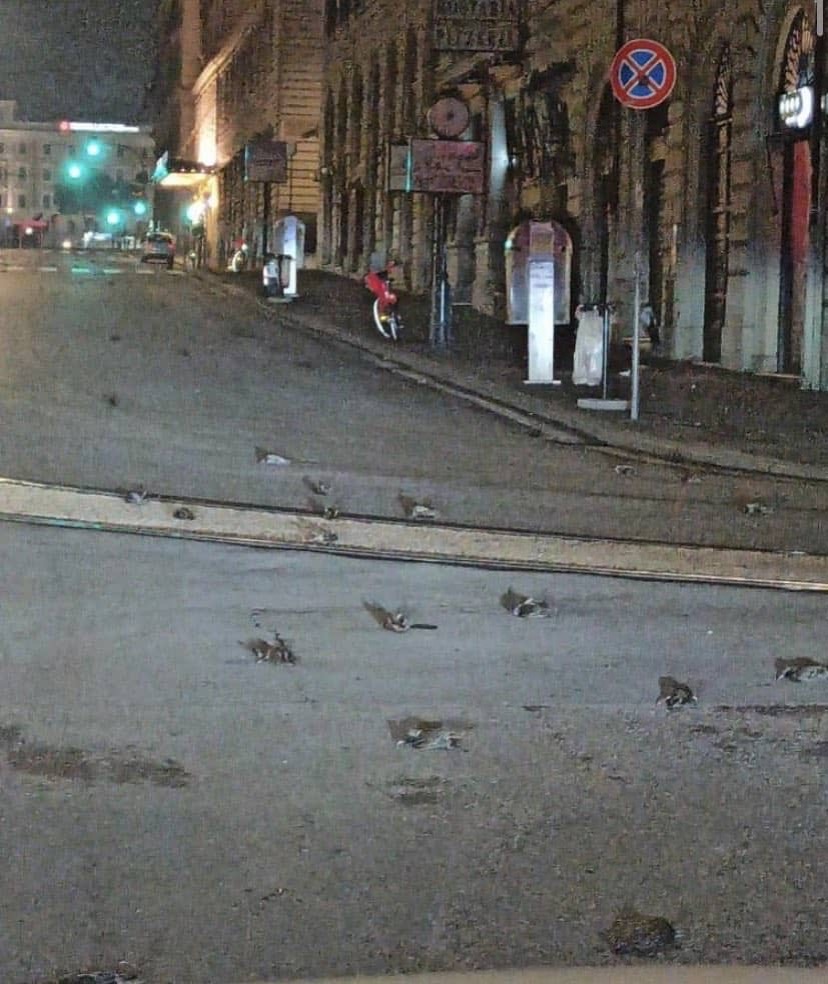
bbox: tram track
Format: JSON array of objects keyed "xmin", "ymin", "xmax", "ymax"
[{"xmin": 0, "ymin": 476, "xmax": 826, "ymax": 592}]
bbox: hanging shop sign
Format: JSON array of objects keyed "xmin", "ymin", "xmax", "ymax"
[
  {"xmin": 245, "ymin": 139, "xmax": 288, "ymax": 183},
  {"xmin": 610, "ymin": 38, "xmax": 677, "ymax": 110},
  {"xmin": 433, "ymin": 0, "xmax": 520, "ymax": 52}
]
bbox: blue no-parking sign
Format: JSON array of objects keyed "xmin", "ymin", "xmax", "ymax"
[{"xmin": 610, "ymin": 38, "xmax": 677, "ymax": 110}]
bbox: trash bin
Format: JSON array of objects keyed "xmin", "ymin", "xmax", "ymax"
[{"xmin": 271, "ymin": 215, "xmax": 305, "ymax": 298}]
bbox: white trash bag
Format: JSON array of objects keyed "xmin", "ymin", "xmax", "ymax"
[{"xmin": 572, "ymin": 307, "xmax": 604, "ymax": 386}]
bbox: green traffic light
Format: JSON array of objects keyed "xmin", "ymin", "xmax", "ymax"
[
  {"xmin": 86, "ymin": 140, "xmax": 101, "ymax": 157},
  {"xmin": 106, "ymin": 209, "xmax": 120, "ymax": 226},
  {"xmin": 133, "ymin": 200, "xmax": 147, "ymax": 216},
  {"xmin": 68, "ymin": 162, "xmax": 82, "ymax": 180}
]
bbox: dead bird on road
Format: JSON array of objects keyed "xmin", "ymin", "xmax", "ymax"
[
  {"xmin": 363, "ymin": 600, "xmax": 438, "ymax": 632},
  {"xmin": 501, "ymin": 587, "xmax": 551, "ymax": 618},
  {"xmin": 657, "ymin": 675, "xmax": 697, "ymax": 709},
  {"xmin": 775, "ymin": 657, "xmax": 828, "ymax": 682},
  {"xmin": 239, "ymin": 632, "xmax": 297, "ymax": 664},
  {"xmin": 399, "ymin": 493, "xmax": 439, "ymax": 520}
]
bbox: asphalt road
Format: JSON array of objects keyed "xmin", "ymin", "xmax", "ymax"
[
  {"xmin": 0, "ymin": 248, "xmax": 825, "ymax": 553},
  {"xmin": 1, "ymin": 521, "xmax": 827, "ymax": 983}
]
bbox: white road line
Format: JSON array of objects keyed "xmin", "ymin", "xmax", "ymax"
[
  {"xmin": 102, "ymin": 269, "xmax": 122, "ymax": 274},
  {"xmin": 0, "ymin": 477, "xmax": 825, "ymax": 591},
  {"xmin": 38, "ymin": 266, "xmax": 58, "ymax": 272},
  {"xmin": 135, "ymin": 268, "xmax": 153, "ymax": 274}
]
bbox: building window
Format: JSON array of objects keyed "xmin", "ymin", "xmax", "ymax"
[
  {"xmin": 18, "ymin": 142, "xmax": 26, "ymax": 155},
  {"xmin": 42, "ymin": 193, "xmax": 51, "ymax": 209},
  {"xmin": 18, "ymin": 194, "xmax": 25, "ymax": 208},
  {"xmin": 117, "ymin": 144, "xmax": 125, "ymax": 158},
  {"xmin": 43, "ymin": 144, "xmax": 51, "ymax": 156},
  {"xmin": 17, "ymin": 166, "xmax": 26, "ymax": 180},
  {"xmin": 43, "ymin": 168, "xmax": 51, "ymax": 182}
]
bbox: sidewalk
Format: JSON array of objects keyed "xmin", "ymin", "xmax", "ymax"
[{"xmin": 201, "ymin": 267, "xmax": 828, "ymax": 481}]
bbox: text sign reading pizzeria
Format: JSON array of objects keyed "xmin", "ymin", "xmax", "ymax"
[
  {"xmin": 610, "ymin": 38, "xmax": 676, "ymax": 110},
  {"xmin": 433, "ymin": 0, "xmax": 520, "ymax": 52}
]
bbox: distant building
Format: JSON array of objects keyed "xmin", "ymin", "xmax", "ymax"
[
  {"xmin": 0, "ymin": 99, "xmax": 155, "ymax": 246},
  {"xmin": 148, "ymin": 0, "xmax": 323, "ymax": 269}
]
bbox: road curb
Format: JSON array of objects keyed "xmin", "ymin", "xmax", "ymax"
[
  {"xmin": 198, "ymin": 271, "xmax": 828, "ymax": 482},
  {"xmin": 235, "ymin": 970, "xmax": 827, "ymax": 984},
  {"xmin": 0, "ymin": 478, "xmax": 826, "ymax": 591}
]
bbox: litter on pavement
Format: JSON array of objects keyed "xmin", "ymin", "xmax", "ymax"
[
  {"xmin": 614, "ymin": 463, "xmax": 635, "ymax": 476},
  {"xmin": 173, "ymin": 506, "xmax": 195, "ymax": 520}
]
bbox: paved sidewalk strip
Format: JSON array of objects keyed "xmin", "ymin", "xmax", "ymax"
[{"xmin": 0, "ymin": 477, "xmax": 825, "ymax": 590}]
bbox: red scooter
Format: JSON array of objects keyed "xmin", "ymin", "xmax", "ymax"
[{"xmin": 364, "ymin": 261, "xmax": 402, "ymax": 341}]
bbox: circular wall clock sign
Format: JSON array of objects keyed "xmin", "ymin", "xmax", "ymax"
[{"xmin": 428, "ymin": 97, "xmax": 471, "ymax": 139}]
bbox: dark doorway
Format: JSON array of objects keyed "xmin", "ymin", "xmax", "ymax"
[{"xmin": 703, "ymin": 47, "xmax": 733, "ymax": 363}]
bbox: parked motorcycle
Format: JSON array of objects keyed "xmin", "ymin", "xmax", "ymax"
[{"xmin": 364, "ymin": 260, "xmax": 402, "ymax": 341}]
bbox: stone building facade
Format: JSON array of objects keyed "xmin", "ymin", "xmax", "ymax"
[
  {"xmin": 320, "ymin": 0, "xmax": 828, "ymax": 389},
  {"xmin": 151, "ymin": 0, "xmax": 323, "ymax": 268}
]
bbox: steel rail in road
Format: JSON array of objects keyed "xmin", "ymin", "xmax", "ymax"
[{"xmin": 0, "ymin": 477, "xmax": 826, "ymax": 592}]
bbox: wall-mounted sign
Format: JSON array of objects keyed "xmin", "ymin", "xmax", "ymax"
[
  {"xmin": 433, "ymin": 0, "xmax": 520, "ymax": 52},
  {"xmin": 245, "ymin": 139, "xmax": 288, "ymax": 183},
  {"xmin": 409, "ymin": 139, "xmax": 485, "ymax": 194},
  {"xmin": 388, "ymin": 140, "xmax": 486, "ymax": 194},
  {"xmin": 387, "ymin": 144, "xmax": 410, "ymax": 192}
]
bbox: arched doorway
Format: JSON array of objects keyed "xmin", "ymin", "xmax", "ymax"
[
  {"xmin": 776, "ymin": 8, "xmax": 815, "ymax": 374},
  {"xmin": 703, "ymin": 46, "xmax": 733, "ymax": 363}
]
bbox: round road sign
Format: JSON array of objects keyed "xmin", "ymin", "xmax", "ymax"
[{"xmin": 610, "ymin": 38, "xmax": 676, "ymax": 110}]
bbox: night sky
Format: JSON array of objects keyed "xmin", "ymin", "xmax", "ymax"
[{"xmin": 0, "ymin": 0, "xmax": 160, "ymax": 124}]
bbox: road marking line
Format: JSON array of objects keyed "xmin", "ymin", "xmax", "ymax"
[
  {"xmin": 38, "ymin": 266, "xmax": 58, "ymax": 272},
  {"xmin": 0, "ymin": 477, "xmax": 825, "ymax": 591},
  {"xmin": 102, "ymin": 269, "xmax": 122, "ymax": 274}
]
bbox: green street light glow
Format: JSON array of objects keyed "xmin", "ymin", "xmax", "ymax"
[
  {"xmin": 86, "ymin": 140, "xmax": 101, "ymax": 157},
  {"xmin": 106, "ymin": 209, "xmax": 120, "ymax": 226},
  {"xmin": 133, "ymin": 200, "xmax": 147, "ymax": 216},
  {"xmin": 68, "ymin": 162, "xmax": 82, "ymax": 179}
]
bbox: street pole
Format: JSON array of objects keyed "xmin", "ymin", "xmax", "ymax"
[
  {"xmin": 631, "ymin": 249, "xmax": 641, "ymax": 421},
  {"xmin": 430, "ymin": 195, "xmax": 451, "ymax": 350}
]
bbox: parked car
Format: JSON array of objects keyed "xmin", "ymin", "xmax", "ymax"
[{"xmin": 140, "ymin": 232, "xmax": 175, "ymax": 269}]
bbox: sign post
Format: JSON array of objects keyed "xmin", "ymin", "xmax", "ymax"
[{"xmin": 608, "ymin": 38, "xmax": 676, "ymax": 421}]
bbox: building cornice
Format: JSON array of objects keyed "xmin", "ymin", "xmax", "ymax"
[{"xmin": 192, "ymin": 0, "xmax": 266, "ymax": 98}]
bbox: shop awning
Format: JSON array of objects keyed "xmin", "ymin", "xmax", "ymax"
[{"xmin": 152, "ymin": 152, "xmax": 216, "ymax": 188}]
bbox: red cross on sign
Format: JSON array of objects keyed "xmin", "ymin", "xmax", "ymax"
[{"xmin": 610, "ymin": 38, "xmax": 677, "ymax": 110}]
